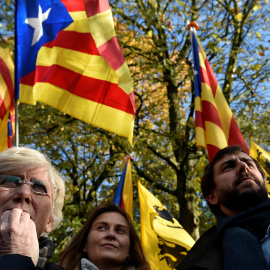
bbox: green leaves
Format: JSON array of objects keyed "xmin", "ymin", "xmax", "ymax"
[{"xmin": 5, "ymin": 0, "xmax": 269, "ymax": 254}]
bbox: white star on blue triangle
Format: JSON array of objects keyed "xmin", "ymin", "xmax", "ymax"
[
  {"xmin": 25, "ymin": 5, "xmax": 51, "ymax": 46},
  {"xmin": 16, "ymin": 0, "xmax": 74, "ymax": 84}
]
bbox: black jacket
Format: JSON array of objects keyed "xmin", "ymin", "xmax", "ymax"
[
  {"xmin": 176, "ymin": 225, "xmax": 223, "ymax": 270},
  {"xmin": 177, "ymin": 199, "xmax": 270, "ymax": 270},
  {"xmin": 0, "ymin": 237, "xmax": 65, "ymax": 270},
  {"xmin": 0, "ymin": 254, "xmax": 64, "ymax": 270}
]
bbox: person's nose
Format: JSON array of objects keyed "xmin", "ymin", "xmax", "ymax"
[
  {"xmin": 13, "ymin": 182, "xmax": 33, "ymax": 204},
  {"xmin": 237, "ymin": 161, "xmax": 250, "ymax": 175},
  {"xmin": 105, "ymin": 229, "xmax": 116, "ymax": 240}
]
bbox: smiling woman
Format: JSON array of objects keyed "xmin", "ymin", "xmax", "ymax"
[
  {"xmin": 83, "ymin": 212, "xmax": 131, "ymax": 269},
  {"xmin": 59, "ymin": 202, "xmax": 151, "ymax": 270}
]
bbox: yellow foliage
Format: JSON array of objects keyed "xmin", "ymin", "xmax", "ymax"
[
  {"xmin": 255, "ymin": 32, "xmax": 261, "ymax": 38},
  {"xmin": 253, "ymin": 5, "xmax": 262, "ymax": 11},
  {"xmin": 234, "ymin": 13, "xmax": 243, "ymax": 21},
  {"xmin": 114, "ymin": 22, "xmax": 190, "ymax": 135}
]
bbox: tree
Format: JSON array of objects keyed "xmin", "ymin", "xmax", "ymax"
[
  {"xmin": 1, "ymin": 0, "xmax": 270, "ymax": 250},
  {"xmin": 0, "ymin": 0, "xmax": 15, "ymax": 50},
  {"xmin": 18, "ymin": 102, "xmax": 130, "ymax": 257},
  {"xmin": 110, "ymin": 0, "xmax": 270, "ymax": 239}
]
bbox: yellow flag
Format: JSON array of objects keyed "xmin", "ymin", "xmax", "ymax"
[
  {"xmin": 250, "ymin": 138, "xmax": 270, "ymax": 191},
  {"xmin": 138, "ymin": 181, "xmax": 195, "ymax": 270}
]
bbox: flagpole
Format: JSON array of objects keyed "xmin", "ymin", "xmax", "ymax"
[
  {"xmin": 188, "ymin": 21, "xmax": 199, "ymax": 70},
  {"xmin": 15, "ymin": 101, "xmax": 19, "ymax": 146},
  {"xmin": 14, "ymin": 0, "xmax": 19, "ymax": 147},
  {"xmin": 188, "ymin": 22, "xmax": 197, "ymax": 57}
]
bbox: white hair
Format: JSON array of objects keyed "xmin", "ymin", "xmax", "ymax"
[{"xmin": 0, "ymin": 146, "xmax": 65, "ymax": 230}]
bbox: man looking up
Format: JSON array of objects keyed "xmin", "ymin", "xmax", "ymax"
[
  {"xmin": 177, "ymin": 145, "xmax": 270, "ymax": 270},
  {"xmin": 0, "ymin": 147, "xmax": 65, "ymax": 269}
]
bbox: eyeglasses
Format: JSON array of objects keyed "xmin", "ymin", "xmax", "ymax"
[{"xmin": 0, "ymin": 175, "xmax": 59, "ymax": 198}]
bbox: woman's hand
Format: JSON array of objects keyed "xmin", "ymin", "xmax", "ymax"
[{"xmin": 0, "ymin": 208, "xmax": 39, "ymax": 266}]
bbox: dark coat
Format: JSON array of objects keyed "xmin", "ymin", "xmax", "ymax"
[
  {"xmin": 177, "ymin": 199, "xmax": 270, "ymax": 270},
  {"xmin": 176, "ymin": 225, "xmax": 223, "ymax": 270},
  {"xmin": 0, "ymin": 254, "xmax": 64, "ymax": 270},
  {"xmin": 0, "ymin": 237, "xmax": 65, "ymax": 270}
]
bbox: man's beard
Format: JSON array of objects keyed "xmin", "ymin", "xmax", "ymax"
[{"xmin": 218, "ymin": 173, "xmax": 268, "ymax": 213}]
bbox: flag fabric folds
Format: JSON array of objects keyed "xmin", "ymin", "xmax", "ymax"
[
  {"xmin": 0, "ymin": 47, "xmax": 15, "ymax": 151},
  {"xmin": 138, "ymin": 181, "xmax": 195, "ymax": 270},
  {"xmin": 250, "ymin": 138, "xmax": 270, "ymax": 191},
  {"xmin": 191, "ymin": 28, "xmax": 248, "ymax": 161},
  {"xmin": 16, "ymin": 0, "xmax": 135, "ymax": 144},
  {"xmin": 112, "ymin": 156, "xmax": 133, "ymax": 220}
]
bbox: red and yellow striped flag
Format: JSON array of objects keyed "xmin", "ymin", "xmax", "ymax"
[
  {"xmin": 16, "ymin": 0, "xmax": 135, "ymax": 144},
  {"xmin": 0, "ymin": 47, "xmax": 15, "ymax": 151},
  {"xmin": 191, "ymin": 29, "xmax": 248, "ymax": 161}
]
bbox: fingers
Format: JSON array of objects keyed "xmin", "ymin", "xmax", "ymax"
[
  {"xmin": 0, "ymin": 209, "xmax": 32, "ymax": 234},
  {"xmin": 1, "ymin": 208, "xmax": 25, "ymax": 223},
  {"xmin": 0, "ymin": 211, "xmax": 9, "ymax": 230},
  {"xmin": 0, "ymin": 208, "xmax": 39, "ymax": 265},
  {"xmin": 19, "ymin": 210, "xmax": 31, "ymax": 225},
  {"xmin": 0, "ymin": 208, "xmax": 37, "ymax": 242}
]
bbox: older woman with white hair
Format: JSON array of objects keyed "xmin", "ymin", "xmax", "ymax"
[{"xmin": 0, "ymin": 146, "xmax": 65, "ymax": 270}]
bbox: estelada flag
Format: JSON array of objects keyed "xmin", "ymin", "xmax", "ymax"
[
  {"xmin": 0, "ymin": 47, "xmax": 15, "ymax": 151},
  {"xmin": 190, "ymin": 28, "xmax": 248, "ymax": 161},
  {"xmin": 112, "ymin": 156, "xmax": 133, "ymax": 220},
  {"xmin": 16, "ymin": 0, "xmax": 135, "ymax": 144},
  {"xmin": 250, "ymin": 138, "xmax": 270, "ymax": 191},
  {"xmin": 138, "ymin": 181, "xmax": 195, "ymax": 270}
]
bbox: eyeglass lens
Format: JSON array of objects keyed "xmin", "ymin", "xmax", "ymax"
[{"xmin": 0, "ymin": 175, "xmax": 51, "ymax": 196}]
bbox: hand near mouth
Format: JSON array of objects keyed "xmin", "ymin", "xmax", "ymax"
[{"xmin": 0, "ymin": 208, "xmax": 39, "ymax": 266}]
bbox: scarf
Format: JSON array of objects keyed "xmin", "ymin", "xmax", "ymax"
[
  {"xmin": 80, "ymin": 258, "xmax": 136, "ymax": 270},
  {"xmin": 36, "ymin": 236, "xmax": 54, "ymax": 270}
]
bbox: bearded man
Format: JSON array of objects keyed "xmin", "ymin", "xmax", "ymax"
[{"xmin": 177, "ymin": 145, "xmax": 270, "ymax": 270}]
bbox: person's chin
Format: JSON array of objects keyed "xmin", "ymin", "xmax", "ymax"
[
  {"xmin": 237, "ymin": 180, "xmax": 260, "ymax": 191},
  {"xmin": 99, "ymin": 247, "xmax": 118, "ymax": 257},
  {"xmin": 98, "ymin": 253, "xmax": 119, "ymax": 263}
]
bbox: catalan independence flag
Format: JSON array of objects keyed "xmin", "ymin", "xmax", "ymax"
[
  {"xmin": 16, "ymin": 0, "xmax": 135, "ymax": 144},
  {"xmin": 0, "ymin": 47, "xmax": 15, "ymax": 151},
  {"xmin": 112, "ymin": 156, "xmax": 133, "ymax": 220},
  {"xmin": 191, "ymin": 28, "xmax": 249, "ymax": 161}
]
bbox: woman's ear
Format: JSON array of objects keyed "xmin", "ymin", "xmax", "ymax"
[
  {"xmin": 83, "ymin": 243, "xmax": 87, "ymax": 253},
  {"xmin": 44, "ymin": 220, "xmax": 52, "ymax": 233}
]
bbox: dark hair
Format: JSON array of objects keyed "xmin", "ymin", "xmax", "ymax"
[
  {"xmin": 59, "ymin": 201, "xmax": 151, "ymax": 270},
  {"xmin": 201, "ymin": 145, "xmax": 266, "ymax": 215}
]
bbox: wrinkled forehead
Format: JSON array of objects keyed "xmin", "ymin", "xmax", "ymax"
[
  {"xmin": 213, "ymin": 151, "xmax": 253, "ymax": 171},
  {"xmin": 0, "ymin": 167, "xmax": 51, "ymax": 182}
]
